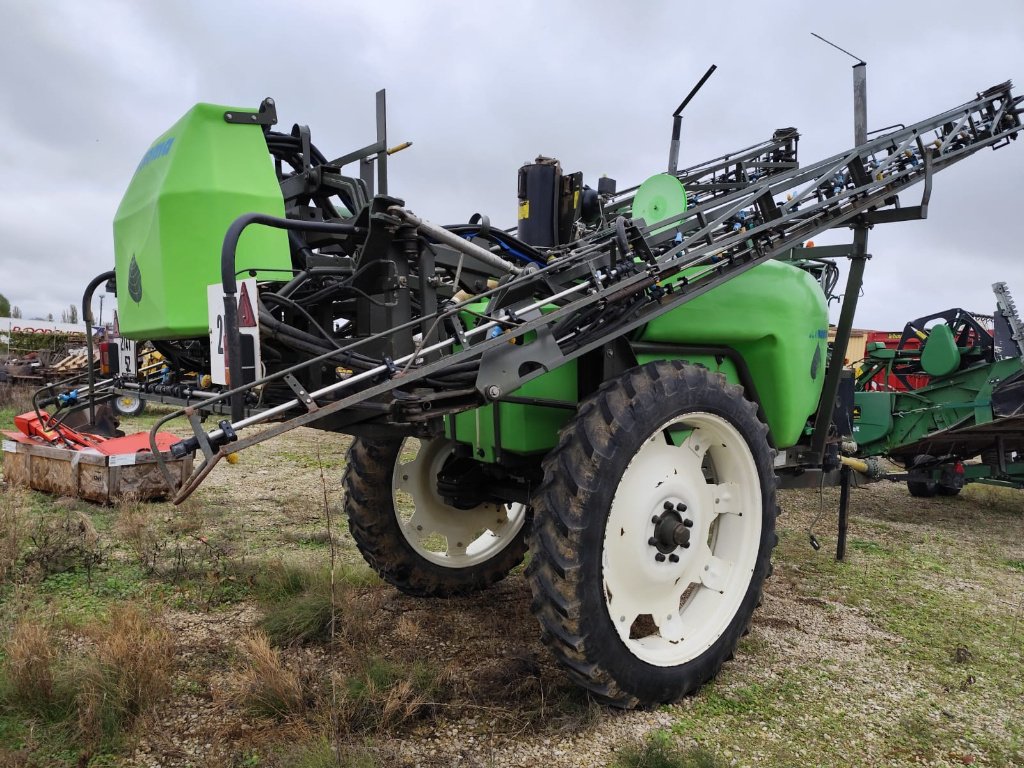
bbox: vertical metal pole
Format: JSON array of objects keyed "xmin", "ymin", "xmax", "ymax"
[
  {"xmin": 837, "ymin": 62, "xmax": 867, "ymax": 562},
  {"xmin": 853, "ymin": 63, "xmax": 867, "ymax": 145},
  {"xmin": 836, "ymin": 464, "xmax": 851, "ymax": 561},
  {"xmin": 375, "ymin": 89, "xmax": 388, "ymax": 196},
  {"xmin": 811, "ymin": 61, "xmax": 870, "ymax": 461},
  {"xmin": 668, "ymin": 115, "xmax": 682, "ymax": 175}
]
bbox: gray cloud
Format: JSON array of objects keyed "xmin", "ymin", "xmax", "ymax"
[{"xmin": 0, "ymin": 0, "xmax": 1022, "ymax": 327}]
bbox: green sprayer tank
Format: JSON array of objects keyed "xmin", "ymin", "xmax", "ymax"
[
  {"xmin": 448, "ymin": 260, "xmax": 828, "ymax": 458},
  {"xmin": 113, "ymin": 104, "xmax": 291, "ymax": 339}
]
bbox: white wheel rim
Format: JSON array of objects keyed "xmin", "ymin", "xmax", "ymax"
[
  {"xmin": 117, "ymin": 395, "xmax": 140, "ymax": 411},
  {"xmin": 602, "ymin": 411, "xmax": 762, "ymax": 667},
  {"xmin": 392, "ymin": 438, "xmax": 527, "ymax": 569}
]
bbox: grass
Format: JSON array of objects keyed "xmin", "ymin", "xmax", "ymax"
[
  {"xmin": 663, "ymin": 484, "xmax": 1024, "ymax": 767},
  {"xmin": 339, "ymin": 655, "xmax": 450, "ymax": 732},
  {"xmin": 614, "ymin": 732, "xmax": 725, "ymax": 768},
  {"xmin": 232, "ymin": 631, "xmax": 312, "ymax": 720},
  {"xmin": 0, "ymin": 604, "xmax": 174, "ymax": 763},
  {"xmin": 1, "ymin": 409, "xmax": 1022, "ymax": 766},
  {"xmin": 254, "ymin": 562, "xmax": 379, "ymax": 646}
]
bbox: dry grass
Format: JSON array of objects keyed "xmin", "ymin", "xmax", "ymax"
[
  {"xmin": 2, "ymin": 615, "xmax": 59, "ymax": 716},
  {"xmin": 335, "ymin": 655, "xmax": 454, "ymax": 733},
  {"xmin": 0, "ymin": 382, "xmax": 33, "ymax": 416},
  {"xmin": 77, "ymin": 604, "xmax": 174, "ymax": 743},
  {"xmin": 0, "ymin": 489, "xmax": 24, "ymax": 583},
  {"xmin": 0, "ymin": 605, "xmax": 174, "ymax": 755},
  {"xmin": 232, "ymin": 631, "xmax": 313, "ymax": 720}
]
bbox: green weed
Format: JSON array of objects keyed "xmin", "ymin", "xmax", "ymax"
[
  {"xmin": 339, "ymin": 656, "xmax": 449, "ymax": 732},
  {"xmin": 255, "ymin": 563, "xmax": 378, "ymax": 646},
  {"xmin": 614, "ymin": 731, "xmax": 725, "ymax": 768}
]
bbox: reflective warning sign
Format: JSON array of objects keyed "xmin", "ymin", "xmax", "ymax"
[{"xmin": 208, "ymin": 278, "xmax": 262, "ymax": 386}]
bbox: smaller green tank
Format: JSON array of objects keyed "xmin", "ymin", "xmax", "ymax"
[{"xmin": 113, "ymin": 103, "xmax": 291, "ymax": 339}]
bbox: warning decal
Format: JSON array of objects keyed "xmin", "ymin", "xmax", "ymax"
[{"xmin": 208, "ymin": 278, "xmax": 262, "ymax": 386}]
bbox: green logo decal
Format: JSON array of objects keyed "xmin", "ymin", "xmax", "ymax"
[{"xmin": 128, "ymin": 254, "xmax": 143, "ymax": 304}]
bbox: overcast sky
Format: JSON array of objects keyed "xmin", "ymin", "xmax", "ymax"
[{"xmin": 1, "ymin": 0, "xmax": 1022, "ymax": 329}]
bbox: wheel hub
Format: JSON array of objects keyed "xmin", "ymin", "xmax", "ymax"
[{"xmin": 649, "ymin": 502, "xmax": 693, "ymax": 556}]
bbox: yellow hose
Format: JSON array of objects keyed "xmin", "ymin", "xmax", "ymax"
[{"xmin": 840, "ymin": 456, "xmax": 870, "ymax": 474}]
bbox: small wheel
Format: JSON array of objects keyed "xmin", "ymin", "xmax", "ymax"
[
  {"xmin": 527, "ymin": 361, "xmax": 777, "ymax": 708},
  {"xmin": 343, "ymin": 437, "xmax": 530, "ymax": 597},
  {"xmin": 113, "ymin": 393, "xmax": 146, "ymax": 417}
]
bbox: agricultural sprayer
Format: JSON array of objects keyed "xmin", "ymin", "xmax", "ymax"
[{"xmin": 12, "ymin": 70, "xmax": 1023, "ymax": 707}]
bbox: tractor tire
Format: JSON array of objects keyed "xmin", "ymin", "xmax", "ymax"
[
  {"xmin": 342, "ymin": 437, "xmax": 530, "ymax": 598},
  {"xmin": 113, "ymin": 393, "xmax": 146, "ymax": 418},
  {"xmin": 907, "ymin": 480, "xmax": 937, "ymax": 497},
  {"xmin": 526, "ymin": 361, "xmax": 778, "ymax": 709},
  {"xmin": 936, "ymin": 484, "xmax": 962, "ymax": 497},
  {"xmin": 907, "ymin": 455, "xmax": 938, "ymax": 498}
]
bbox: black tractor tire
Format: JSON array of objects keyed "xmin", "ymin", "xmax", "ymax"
[
  {"xmin": 112, "ymin": 393, "xmax": 146, "ymax": 418},
  {"xmin": 526, "ymin": 361, "xmax": 778, "ymax": 709},
  {"xmin": 342, "ymin": 437, "xmax": 530, "ymax": 598},
  {"xmin": 907, "ymin": 455, "xmax": 938, "ymax": 498},
  {"xmin": 936, "ymin": 484, "xmax": 963, "ymax": 497},
  {"xmin": 907, "ymin": 480, "xmax": 938, "ymax": 497}
]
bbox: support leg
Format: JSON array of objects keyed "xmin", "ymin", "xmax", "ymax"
[{"xmin": 837, "ymin": 464, "xmax": 851, "ymax": 561}]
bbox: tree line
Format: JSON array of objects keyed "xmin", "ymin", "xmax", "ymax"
[{"xmin": 0, "ymin": 293, "xmax": 79, "ymax": 323}]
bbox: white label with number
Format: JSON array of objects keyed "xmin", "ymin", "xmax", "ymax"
[
  {"xmin": 2, "ymin": 440, "xmax": 17, "ymax": 453},
  {"xmin": 118, "ymin": 336, "xmax": 137, "ymax": 377},
  {"xmin": 208, "ymin": 278, "xmax": 261, "ymax": 386},
  {"xmin": 108, "ymin": 453, "xmax": 138, "ymax": 467}
]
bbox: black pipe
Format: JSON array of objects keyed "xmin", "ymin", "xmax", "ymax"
[
  {"xmin": 219, "ymin": 213, "xmax": 361, "ymax": 420},
  {"xmin": 82, "ymin": 269, "xmax": 116, "ymax": 426}
]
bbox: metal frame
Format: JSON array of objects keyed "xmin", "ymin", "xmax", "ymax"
[{"xmin": 145, "ymin": 80, "xmax": 1023, "ymax": 499}]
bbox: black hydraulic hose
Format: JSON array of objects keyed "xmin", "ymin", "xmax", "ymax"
[
  {"xmin": 82, "ymin": 269, "xmax": 115, "ymax": 426},
  {"xmin": 220, "ymin": 212, "xmax": 361, "ymax": 420},
  {"xmin": 256, "ymin": 308, "xmax": 373, "ymax": 371}
]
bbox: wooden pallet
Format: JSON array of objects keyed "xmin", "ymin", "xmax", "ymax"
[{"xmin": 48, "ymin": 353, "xmax": 89, "ymax": 373}]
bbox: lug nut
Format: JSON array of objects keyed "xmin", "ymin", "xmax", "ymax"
[
  {"xmin": 683, "ymin": 519, "xmax": 694, "ymax": 528},
  {"xmin": 652, "ymin": 516, "xmax": 661, "ymax": 524},
  {"xmin": 669, "ymin": 553, "xmax": 680, "ymax": 563},
  {"xmin": 663, "ymin": 500, "xmax": 674, "ymax": 510},
  {"xmin": 648, "ymin": 537, "xmax": 658, "ymax": 547},
  {"xmin": 655, "ymin": 553, "xmax": 666, "ymax": 562},
  {"xmin": 676, "ymin": 502, "xmax": 687, "ymax": 512}
]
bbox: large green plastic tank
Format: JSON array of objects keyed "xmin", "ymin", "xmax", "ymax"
[
  {"xmin": 113, "ymin": 103, "xmax": 291, "ymax": 339},
  {"xmin": 447, "ymin": 260, "xmax": 827, "ymax": 458},
  {"xmin": 638, "ymin": 260, "xmax": 828, "ymax": 447}
]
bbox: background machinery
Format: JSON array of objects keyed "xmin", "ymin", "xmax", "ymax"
[
  {"xmin": 21, "ymin": 76, "xmax": 1023, "ymax": 708},
  {"xmin": 851, "ymin": 282, "xmax": 1024, "ymax": 494}
]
